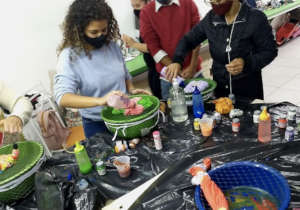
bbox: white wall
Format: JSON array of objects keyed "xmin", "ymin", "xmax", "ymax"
[
  {"xmin": 0, "ymin": 0, "xmax": 210, "ymax": 95},
  {"xmin": 107, "ymin": 0, "xmax": 136, "ymax": 37},
  {"xmin": 0, "ymin": 0, "xmax": 73, "ymax": 94}
]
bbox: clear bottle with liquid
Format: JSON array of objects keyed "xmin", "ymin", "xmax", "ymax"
[
  {"xmin": 258, "ymin": 108, "xmax": 271, "ymax": 143},
  {"xmin": 169, "ymin": 79, "xmax": 188, "ymax": 122}
]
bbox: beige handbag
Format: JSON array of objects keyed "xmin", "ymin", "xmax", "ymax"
[{"xmin": 37, "ymin": 110, "xmax": 70, "ymax": 151}]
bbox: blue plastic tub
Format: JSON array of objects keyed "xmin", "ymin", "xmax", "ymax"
[{"xmin": 195, "ymin": 161, "xmax": 290, "ymax": 210}]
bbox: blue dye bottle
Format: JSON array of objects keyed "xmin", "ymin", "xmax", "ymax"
[{"xmin": 192, "ymin": 86, "xmax": 205, "ymax": 118}]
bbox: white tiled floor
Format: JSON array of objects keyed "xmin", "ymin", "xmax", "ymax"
[{"xmin": 263, "ymin": 37, "xmax": 300, "ymax": 105}]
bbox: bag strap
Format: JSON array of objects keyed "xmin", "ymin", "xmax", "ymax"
[{"xmin": 40, "ymin": 111, "xmax": 47, "ymax": 134}]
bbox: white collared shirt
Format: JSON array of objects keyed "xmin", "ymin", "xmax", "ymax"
[{"xmin": 155, "ymin": 0, "xmax": 180, "ymax": 13}]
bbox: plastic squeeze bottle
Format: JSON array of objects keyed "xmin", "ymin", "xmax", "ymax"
[
  {"xmin": 258, "ymin": 108, "xmax": 271, "ymax": 143},
  {"xmin": 192, "ymin": 86, "xmax": 205, "ymax": 118},
  {"xmin": 74, "ymin": 142, "xmax": 92, "ymax": 174}
]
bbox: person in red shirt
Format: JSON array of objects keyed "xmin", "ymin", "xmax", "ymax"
[{"xmin": 140, "ymin": 0, "xmax": 202, "ymax": 100}]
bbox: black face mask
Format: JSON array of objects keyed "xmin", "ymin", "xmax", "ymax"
[
  {"xmin": 134, "ymin": 9, "xmax": 141, "ymax": 18},
  {"xmin": 157, "ymin": 0, "xmax": 171, "ymax": 5},
  {"xmin": 84, "ymin": 34, "xmax": 107, "ymax": 49}
]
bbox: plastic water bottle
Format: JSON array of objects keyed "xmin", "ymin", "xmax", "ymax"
[
  {"xmin": 74, "ymin": 142, "xmax": 92, "ymax": 174},
  {"xmin": 258, "ymin": 108, "xmax": 271, "ymax": 143},
  {"xmin": 192, "ymin": 87, "xmax": 205, "ymax": 118},
  {"xmin": 170, "ymin": 79, "xmax": 188, "ymax": 122}
]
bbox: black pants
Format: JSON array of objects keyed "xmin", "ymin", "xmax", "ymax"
[
  {"xmin": 143, "ymin": 53, "xmax": 162, "ymax": 99},
  {"xmin": 214, "ymin": 71, "xmax": 264, "ymax": 101}
]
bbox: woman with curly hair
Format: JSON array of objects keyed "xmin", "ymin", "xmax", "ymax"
[{"xmin": 54, "ymin": 0, "xmax": 150, "ymax": 138}]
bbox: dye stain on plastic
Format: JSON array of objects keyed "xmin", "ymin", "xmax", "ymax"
[{"xmin": 225, "ymin": 186, "xmax": 279, "ymax": 210}]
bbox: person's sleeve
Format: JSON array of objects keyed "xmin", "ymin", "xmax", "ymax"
[
  {"xmin": 0, "ymin": 81, "xmax": 33, "ymax": 125},
  {"xmin": 54, "ymin": 50, "xmax": 80, "ymax": 106},
  {"xmin": 173, "ymin": 18, "xmax": 207, "ymax": 66},
  {"xmin": 191, "ymin": 0, "xmax": 200, "ymax": 27},
  {"xmin": 140, "ymin": 9, "xmax": 166, "ymax": 63},
  {"xmin": 242, "ymin": 11, "xmax": 278, "ymax": 72},
  {"xmin": 10, "ymin": 97, "xmax": 33, "ymax": 125}
]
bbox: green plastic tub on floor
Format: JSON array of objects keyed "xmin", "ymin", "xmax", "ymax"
[
  {"xmin": 0, "ymin": 141, "xmax": 44, "ymax": 203},
  {"xmin": 101, "ymin": 95, "xmax": 160, "ymax": 139}
]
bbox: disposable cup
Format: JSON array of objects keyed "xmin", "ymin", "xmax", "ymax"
[
  {"xmin": 199, "ymin": 118, "xmax": 213, "ymax": 137},
  {"xmin": 113, "ymin": 156, "xmax": 131, "ymax": 178}
]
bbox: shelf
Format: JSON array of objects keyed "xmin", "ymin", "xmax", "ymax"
[{"xmin": 264, "ymin": 0, "xmax": 300, "ymax": 19}]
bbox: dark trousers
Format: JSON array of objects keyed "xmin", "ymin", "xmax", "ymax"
[
  {"xmin": 82, "ymin": 118, "xmax": 108, "ymax": 139},
  {"xmin": 143, "ymin": 53, "xmax": 162, "ymax": 99}
]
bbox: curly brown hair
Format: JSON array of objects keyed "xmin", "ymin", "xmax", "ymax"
[{"xmin": 57, "ymin": 0, "xmax": 121, "ymax": 60}]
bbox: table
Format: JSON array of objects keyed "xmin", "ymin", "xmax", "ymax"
[{"xmin": 5, "ymin": 102, "xmax": 300, "ymax": 210}]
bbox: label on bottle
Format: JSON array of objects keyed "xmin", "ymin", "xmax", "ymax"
[
  {"xmin": 285, "ymin": 127, "xmax": 294, "ymax": 141},
  {"xmin": 193, "ymin": 119, "xmax": 200, "ymax": 130},
  {"xmin": 96, "ymin": 160, "xmax": 106, "ymax": 176},
  {"xmin": 153, "ymin": 131, "xmax": 162, "ymax": 150},
  {"xmin": 278, "ymin": 118, "xmax": 287, "ymax": 128},
  {"xmin": 75, "ymin": 150, "xmax": 92, "ymax": 174}
]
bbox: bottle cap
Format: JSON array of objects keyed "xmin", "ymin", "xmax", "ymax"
[
  {"xmin": 13, "ymin": 144, "xmax": 18, "ymax": 149},
  {"xmin": 74, "ymin": 142, "xmax": 84, "ymax": 153},
  {"xmin": 259, "ymin": 108, "xmax": 270, "ymax": 121},
  {"xmin": 67, "ymin": 173, "xmax": 72, "ymax": 181},
  {"xmin": 232, "ymin": 118, "xmax": 240, "ymax": 123},
  {"xmin": 97, "ymin": 160, "xmax": 104, "ymax": 166},
  {"xmin": 193, "ymin": 86, "xmax": 200, "ymax": 95},
  {"xmin": 153, "ymin": 130, "xmax": 160, "ymax": 136},
  {"xmin": 172, "ymin": 78, "xmax": 179, "ymax": 88}
]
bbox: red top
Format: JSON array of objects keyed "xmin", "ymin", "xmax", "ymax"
[{"xmin": 140, "ymin": 0, "xmax": 200, "ymax": 73}]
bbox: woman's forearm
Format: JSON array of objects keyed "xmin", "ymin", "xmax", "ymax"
[
  {"xmin": 125, "ymin": 80, "xmax": 135, "ymax": 93},
  {"xmin": 59, "ymin": 93, "xmax": 105, "ymax": 108},
  {"xmin": 132, "ymin": 42, "xmax": 149, "ymax": 53}
]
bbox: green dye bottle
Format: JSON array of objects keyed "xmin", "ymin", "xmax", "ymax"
[{"xmin": 74, "ymin": 142, "xmax": 92, "ymax": 174}]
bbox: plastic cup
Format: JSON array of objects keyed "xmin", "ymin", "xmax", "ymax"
[
  {"xmin": 199, "ymin": 118, "xmax": 213, "ymax": 137},
  {"xmin": 113, "ymin": 156, "xmax": 131, "ymax": 178}
]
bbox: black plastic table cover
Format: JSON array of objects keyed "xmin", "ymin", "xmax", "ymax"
[{"xmin": 2, "ymin": 101, "xmax": 300, "ymax": 210}]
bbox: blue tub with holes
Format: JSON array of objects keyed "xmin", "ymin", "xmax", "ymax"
[{"xmin": 195, "ymin": 161, "xmax": 290, "ymax": 210}]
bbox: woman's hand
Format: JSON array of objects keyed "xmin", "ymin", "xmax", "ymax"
[
  {"xmin": 129, "ymin": 89, "xmax": 152, "ymax": 95},
  {"xmin": 102, "ymin": 90, "xmax": 125, "ymax": 106},
  {"xmin": 226, "ymin": 58, "xmax": 244, "ymax": 76},
  {"xmin": 0, "ymin": 116, "xmax": 23, "ymax": 134},
  {"xmin": 166, "ymin": 63, "xmax": 182, "ymax": 82},
  {"xmin": 122, "ymin": 34, "xmax": 136, "ymax": 48}
]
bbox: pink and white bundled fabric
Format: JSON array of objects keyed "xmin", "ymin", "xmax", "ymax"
[
  {"xmin": 184, "ymin": 80, "xmax": 209, "ymax": 94},
  {"xmin": 108, "ymin": 94, "xmax": 144, "ymax": 116},
  {"xmin": 107, "ymin": 94, "xmax": 131, "ymax": 109}
]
